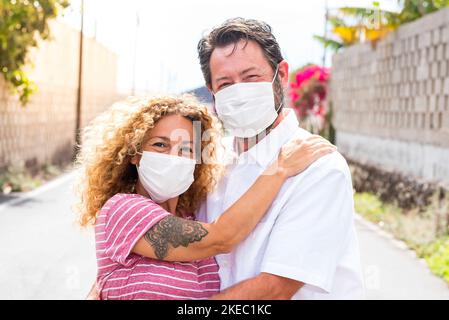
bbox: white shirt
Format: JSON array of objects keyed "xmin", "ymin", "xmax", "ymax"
[{"xmin": 197, "ymin": 110, "xmax": 365, "ymax": 299}]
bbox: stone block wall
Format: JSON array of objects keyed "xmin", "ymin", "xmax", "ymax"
[{"xmin": 330, "ymin": 7, "xmax": 449, "ymax": 188}]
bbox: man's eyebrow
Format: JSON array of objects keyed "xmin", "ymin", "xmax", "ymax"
[
  {"xmin": 240, "ymin": 67, "xmax": 258, "ymax": 75},
  {"xmin": 215, "ymin": 75, "xmax": 231, "ymax": 83}
]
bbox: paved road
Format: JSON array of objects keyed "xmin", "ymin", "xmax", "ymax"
[
  {"xmin": 356, "ymin": 218, "xmax": 449, "ymax": 299},
  {"xmin": 0, "ymin": 173, "xmax": 448, "ymax": 299},
  {"xmin": 0, "ymin": 172, "xmax": 96, "ymax": 300}
]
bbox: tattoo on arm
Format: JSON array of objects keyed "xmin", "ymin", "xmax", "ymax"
[{"xmin": 144, "ymin": 215, "xmax": 209, "ymax": 260}]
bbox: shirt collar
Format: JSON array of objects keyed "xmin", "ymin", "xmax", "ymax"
[{"xmin": 234, "ymin": 109, "xmax": 299, "ymax": 168}]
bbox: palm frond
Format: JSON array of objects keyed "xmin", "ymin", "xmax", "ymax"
[
  {"xmin": 313, "ymin": 35, "xmax": 345, "ymax": 52},
  {"xmin": 338, "ymin": 6, "xmax": 400, "ymax": 25},
  {"xmin": 327, "ymin": 14, "xmax": 346, "ymax": 27}
]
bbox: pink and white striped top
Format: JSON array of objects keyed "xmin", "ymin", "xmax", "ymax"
[{"xmin": 95, "ymin": 193, "xmax": 220, "ymax": 300}]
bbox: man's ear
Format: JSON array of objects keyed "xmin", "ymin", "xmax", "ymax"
[
  {"xmin": 207, "ymin": 84, "xmax": 217, "ymax": 113},
  {"xmin": 278, "ymin": 60, "xmax": 289, "ymax": 87},
  {"xmin": 207, "ymin": 83, "xmax": 213, "ymax": 94}
]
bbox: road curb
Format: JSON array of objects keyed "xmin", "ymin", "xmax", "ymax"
[
  {"xmin": 0, "ymin": 170, "xmax": 77, "ymax": 213},
  {"xmin": 354, "ymin": 214, "xmax": 430, "ymax": 268}
]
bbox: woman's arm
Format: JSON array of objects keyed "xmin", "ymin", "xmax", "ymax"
[
  {"xmin": 85, "ymin": 282, "xmax": 100, "ymax": 300},
  {"xmin": 133, "ymin": 135, "xmax": 336, "ymax": 262}
]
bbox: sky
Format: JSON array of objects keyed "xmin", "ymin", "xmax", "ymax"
[{"xmin": 60, "ymin": 0, "xmax": 400, "ymax": 95}]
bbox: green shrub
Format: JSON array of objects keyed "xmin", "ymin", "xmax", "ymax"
[
  {"xmin": 354, "ymin": 191, "xmax": 449, "ymax": 284},
  {"xmin": 0, "ymin": 165, "xmax": 41, "ymax": 193},
  {"xmin": 0, "ymin": 163, "xmax": 66, "ymax": 194},
  {"xmin": 418, "ymin": 237, "xmax": 449, "ymax": 284},
  {"xmin": 354, "ymin": 192, "xmax": 387, "ymax": 224}
]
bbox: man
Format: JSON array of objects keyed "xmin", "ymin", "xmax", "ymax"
[
  {"xmin": 196, "ymin": 18, "xmax": 365, "ymax": 299},
  {"xmin": 86, "ymin": 17, "xmax": 365, "ymax": 300}
]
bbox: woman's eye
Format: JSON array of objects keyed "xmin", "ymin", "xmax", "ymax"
[{"xmin": 153, "ymin": 142, "xmax": 166, "ymax": 148}]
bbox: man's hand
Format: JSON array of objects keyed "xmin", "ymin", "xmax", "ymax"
[
  {"xmin": 85, "ymin": 282, "xmax": 100, "ymax": 300},
  {"xmin": 210, "ymin": 272, "xmax": 303, "ymax": 300}
]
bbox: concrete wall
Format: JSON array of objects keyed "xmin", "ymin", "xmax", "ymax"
[
  {"xmin": 0, "ymin": 21, "xmax": 120, "ymax": 170},
  {"xmin": 330, "ymin": 7, "xmax": 449, "ymax": 187}
]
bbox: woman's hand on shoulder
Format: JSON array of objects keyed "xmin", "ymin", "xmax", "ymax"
[{"xmin": 275, "ymin": 135, "xmax": 337, "ymax": 178}]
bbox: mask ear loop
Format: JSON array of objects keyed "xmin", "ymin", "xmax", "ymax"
[
  {"xmin": 275, "ymin": 101, "xmax": 283, "ymax": 113},
  {"xmin": 271, "ymin": 64, "xmax": 280, "ymax": 84},
  {"xmin": 134, "ymin": 150, "xmax": 144, "ymax": 169},
  {"xmin": 271, "ymin": 64, "xmax": 283, "ymax": 112}
]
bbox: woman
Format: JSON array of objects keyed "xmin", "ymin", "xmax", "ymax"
[{"xmin": 76, "ymin": 94, "xmax": 335, "ymax": 300}]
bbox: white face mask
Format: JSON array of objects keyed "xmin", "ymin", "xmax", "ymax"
[
  {"xmin": 136, "ymin": 151, "xmax": 196, "ymax": 203},
  {"xmin": 214, "ymin": 66, "xmax": 282, "ymax": 138}
]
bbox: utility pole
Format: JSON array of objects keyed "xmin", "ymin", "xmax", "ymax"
[
  {"xmin": 322, "ymin": 0, "xmax": 329, "ymax": 67},
  {"xmin": 74, "ymin": 0, "xmax": 84, "ymax": 158},
  {"xmin": 132, "ymin": 10, "xmax": 140, "ymax": 96}
]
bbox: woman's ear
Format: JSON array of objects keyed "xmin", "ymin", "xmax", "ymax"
[{"xmin": 130, "ymin": 154, "xmax": 141, "ymax": 166}]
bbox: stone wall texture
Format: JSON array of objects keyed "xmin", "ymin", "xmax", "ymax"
[
  {"xmin": 0, "ymin": 21, "xmax": 120, "ymax": 170},
  {"xmin": 330, "ymin": 7, "xmax": 449, "ymax": 188}
]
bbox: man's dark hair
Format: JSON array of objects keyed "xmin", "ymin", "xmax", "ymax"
[{"xmin": 197, "ymin": 18, "xmax": 284, "ymax": 87}]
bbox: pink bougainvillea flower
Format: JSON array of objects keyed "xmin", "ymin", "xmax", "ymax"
[{"xmin": 289, "ymin": 64, "xmax": 330, "ymax": 122}]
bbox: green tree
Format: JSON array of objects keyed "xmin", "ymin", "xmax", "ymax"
[
  {"xmin": 315, "ymin": 0, "xmax": 449, "ymax": 52},
  {"xmin": 398, "ymin": 0, "xmax": 449, "ymax": 23},
  {"xmin": 0, "ymin": 0, "xmax": 69, "ymax": 105}
]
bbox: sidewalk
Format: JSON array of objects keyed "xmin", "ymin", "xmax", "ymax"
[{"xmin": 0, "ymin": 172, "xmax": 448, "ymax": 299}]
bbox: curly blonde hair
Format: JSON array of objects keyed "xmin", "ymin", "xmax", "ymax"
[{"xmin": 75, "ymin": 94, "xmax": 223, "ymax": 227}]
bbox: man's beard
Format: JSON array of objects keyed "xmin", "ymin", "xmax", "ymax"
[{"xmin": 263, "ymin": 75, "xmax": 285, "ymax": 134}]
